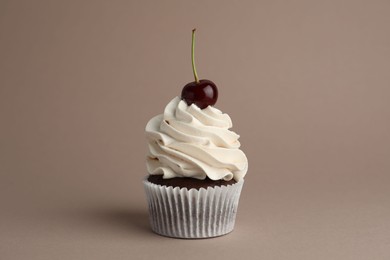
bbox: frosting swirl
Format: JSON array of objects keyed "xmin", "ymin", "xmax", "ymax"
[{"xmin": 145, "ymin": 97, "xmax": 248, "ymax": 181}]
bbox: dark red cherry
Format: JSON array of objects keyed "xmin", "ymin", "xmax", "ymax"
[
  {"xmin": 181, "ymin": 79, "xmax": 218, "ymax": 109},
  {"xmin": 182, "ymin": 29, "xmax": 218, "ymax": 109}
]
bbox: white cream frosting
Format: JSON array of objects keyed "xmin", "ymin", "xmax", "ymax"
[{"xmin": 145, "ymin": 97, "xmax": 248, "ymax": 181}]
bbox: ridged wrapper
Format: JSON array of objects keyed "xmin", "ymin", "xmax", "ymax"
[{"xmin": 143, "ymin": 179, "xmax": 244, "ymax": 239}]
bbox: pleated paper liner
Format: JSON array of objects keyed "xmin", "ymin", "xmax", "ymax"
[{"xmin": 144, "ymin": 179, "xmax": 244, "ymax": 238}]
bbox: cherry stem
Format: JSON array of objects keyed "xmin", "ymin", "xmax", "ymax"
[{"xmin": 191, "ymin": 28, "xmax": 200, "ymax": 83}]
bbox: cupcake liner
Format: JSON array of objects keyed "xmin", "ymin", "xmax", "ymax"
[{"xmin": 143, "ymin": 179, "xmax": 244, "ymax": 239}]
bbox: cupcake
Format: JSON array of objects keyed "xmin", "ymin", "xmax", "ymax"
[{"xmin": 143, "ymin": 29, "xmax": 248, "ymax": 239}]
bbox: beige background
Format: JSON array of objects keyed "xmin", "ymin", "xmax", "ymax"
[{"xmin": 1, "ymin": 0, "xmax": 390, "ymax": 259}]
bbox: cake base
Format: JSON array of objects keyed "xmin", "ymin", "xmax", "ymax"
[{"xmin": 147, "ymin": 174, "xmax": 237, "ymax": 190}]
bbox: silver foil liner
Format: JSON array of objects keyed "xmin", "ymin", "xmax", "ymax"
[{"xmin": 143, "ymin": 179, "xmax": 244, "ymax": 239}]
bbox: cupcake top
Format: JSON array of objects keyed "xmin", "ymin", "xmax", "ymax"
[{"xmin": 146, "ymin": 97, "xmax": 248, "ymax": 182}]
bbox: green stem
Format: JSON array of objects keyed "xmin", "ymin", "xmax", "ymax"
[{"xmin": 191, "ymin": 28, "xmax": 200, "ymax": 83}]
